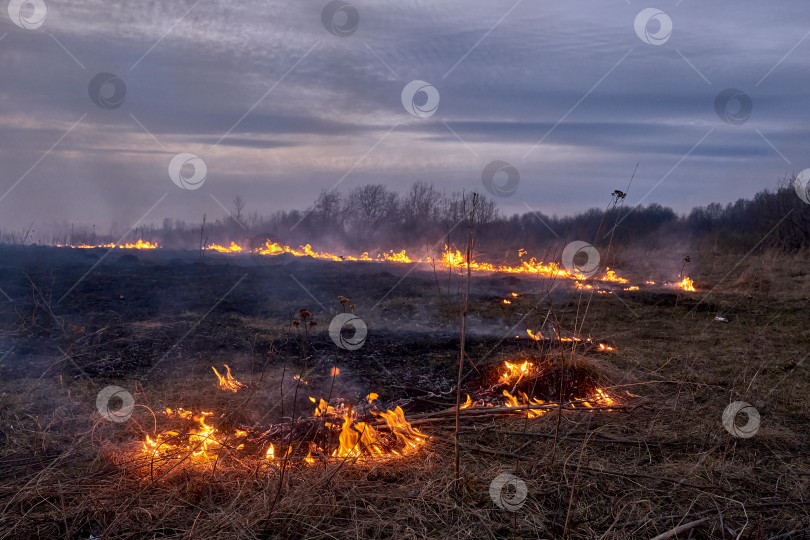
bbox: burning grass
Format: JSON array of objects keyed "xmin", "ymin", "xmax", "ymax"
[
  {"xmin": 2, "ymin": 248, "xmax": 809, "ymax": 538},
  {"xmin": 122, "ymin": 356, "xmax": 621, "ymax": 483}
]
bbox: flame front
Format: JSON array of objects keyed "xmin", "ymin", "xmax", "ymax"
[
  {"xmin": 207, "ymin": 242, "xmax": 243, "ymax": 253},
  {"xmin": 55, "ymin": 239, "xmax": 702, "ymax": 289},
  {"xmin": 60, "ymin": 239, "xmax": 158, "ymax": 250}
]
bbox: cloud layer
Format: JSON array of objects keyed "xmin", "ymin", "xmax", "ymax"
[{"xmin": 1, "ymin": 0, "xmax": 808, "ymax": 234}]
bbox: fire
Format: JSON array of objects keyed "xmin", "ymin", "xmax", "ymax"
[
  {"xmin": 377, "ymin": 406, "xmax": 428, "ymax": 455},
  {"xmin": 502, "ymin": 390, "xmax": 547, "ymax": 418},
  {"xmin": 677, "ymin": 276, "xmax": 696, "ymax": 292},
  {"xmin": 257, "ymin": 241, "xmax": 344, "ymax": 261},
  {"xmin": 601, "ymin": 268, "xmax": 629, "ymax": 284},
  {"xmin": 332, "ymin": 405, "xmax": 385, "ymax": 458},
  {"xmin": 500, "ymin": 360, "xmax": 532, "ymax": 384},
  {"xmin": 310, "ymin": 398, "xmax": 427, "ymax": 459},
  {"xmin": 207, "ymin": 242, "xmax": 243, "ymax": 253},
  {"xmin": 311, "ymin": 397, "xmax": 338, "ymax": 417},
  {"xmin": 59, "ymin": 239, "xmax": 158, "ymax": 250},
  {"xmin": 266, "ymin": 444, "xmax": 291, "ymax": 461},
  {"xmin": 440, "ymin": 247, "xmax": 575, "ymax": 279},
  {"xmin": 135, "ymin": 357, "xmax": 624, "ymax": 472},
  {"xmin": 526, "ymin": 329, "xmax": 582, "ymax": 343},
  {"xmin": 597, "ymin": 343, "xmax": 615, "ymax": 352},
  {"xmin": 501, "ymin": 385, "xmax": 617, "ymax": 417},
  {"xmin": 502, "ymin": 299, "xmax": 512, "ymax": 304},
  {"xmin": 331, "ymin": 367, "xmax": 340, "ymax": 377},
  {"xmin": 54, "ymin": 239, "xmax": 703, "ymax": 291},
  {"xmin": 592, "ymin": 388, "xmax": 615, "ymax": 406},
  {"xmin": 382, "ymin": 250, "xmax": 413, "ymax": 263},
  {"xmin": 211, "ymin": 364, "xmax": 246, "ymax": 392},
  {"xmin": 142, "ymin": 409, "xmax": 245, "ymax": 463}
]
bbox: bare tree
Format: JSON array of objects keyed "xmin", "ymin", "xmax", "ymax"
[{"xmin": 233, "ymin": 195, "xmax": 246, "ymax": 227}]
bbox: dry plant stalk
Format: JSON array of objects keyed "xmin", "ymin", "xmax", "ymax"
[{"xmin": 454, "ymin": 192, "xmax": 477, "ymax": 485}]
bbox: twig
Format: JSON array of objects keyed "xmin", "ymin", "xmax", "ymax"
[{"xmin": 649, "ymin": 517, "xmax": 710, "ymax": 540}]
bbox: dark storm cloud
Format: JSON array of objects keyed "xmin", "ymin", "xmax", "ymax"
[{"xmin": 0, "ymin": 0, "xmax": 808, "ymax": 232}]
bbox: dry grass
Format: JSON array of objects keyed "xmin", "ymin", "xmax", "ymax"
[{"xmin": 2, "ymin": 250, "xmax": 810, "ymax": 538}]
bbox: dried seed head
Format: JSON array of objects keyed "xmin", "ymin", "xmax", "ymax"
[{"xmin": 292, "ymin": 320, "xmax": 301, "ymax": 326}]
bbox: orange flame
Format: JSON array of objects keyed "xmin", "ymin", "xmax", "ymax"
[
  {"xmin": 332, "ymin": 405, "xmax": 385, "ymax": 458},
  {"xmin": 502, "ymin": 390, "xmax": 547, "ymax": 418},
  {"xmin": 677, "ymin": 276, "xmax": 696, "ymax": 292},
  {"xmin": 207, "ymin": 242, "xmax": 243, "ymax": 253},
  {"xmin": 211, "ymin": 364, "xmax": 246, "ymax": 392},
  {"xmin": 500, "ymin": 360, "xmax": 532, "ymax": 384},
  {"xmin": 142, "ymin": 410, "xmax": 245, "ymax": 463},
  {"xmin": 61, "ymin": 239, "xmax": 158, "ymax": 250},
  {"xmin": 377, "ymin": 406, "xmax": 428, "ymax": 455}
]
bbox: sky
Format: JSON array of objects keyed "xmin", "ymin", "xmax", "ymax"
[{"xmin": 1, "ymin": 0, "xmax": 808, "ymax": 236}]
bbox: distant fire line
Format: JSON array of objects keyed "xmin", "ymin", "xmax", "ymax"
[{"xmin": 55, "ymin": 239, "xmax": 697, "ymax": 291}]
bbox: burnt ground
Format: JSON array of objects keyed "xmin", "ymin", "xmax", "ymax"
[{"xmin": 0, "ymin": 245, "xmax": 809, "ymax": 539}]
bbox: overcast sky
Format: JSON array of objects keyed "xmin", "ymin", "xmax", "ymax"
[{"xmin": 1, "ymin": 0, "xmax": 808, "ymax": 235}]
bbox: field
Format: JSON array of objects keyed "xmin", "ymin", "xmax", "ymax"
[{"xmin": 0, "ymin": 245, "xmax": 808, "ymax": 539}]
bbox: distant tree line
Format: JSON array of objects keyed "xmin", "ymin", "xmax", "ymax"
[{"xmin": 3, "ymin": 176, "xmax": 809, "ymax": 257}]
